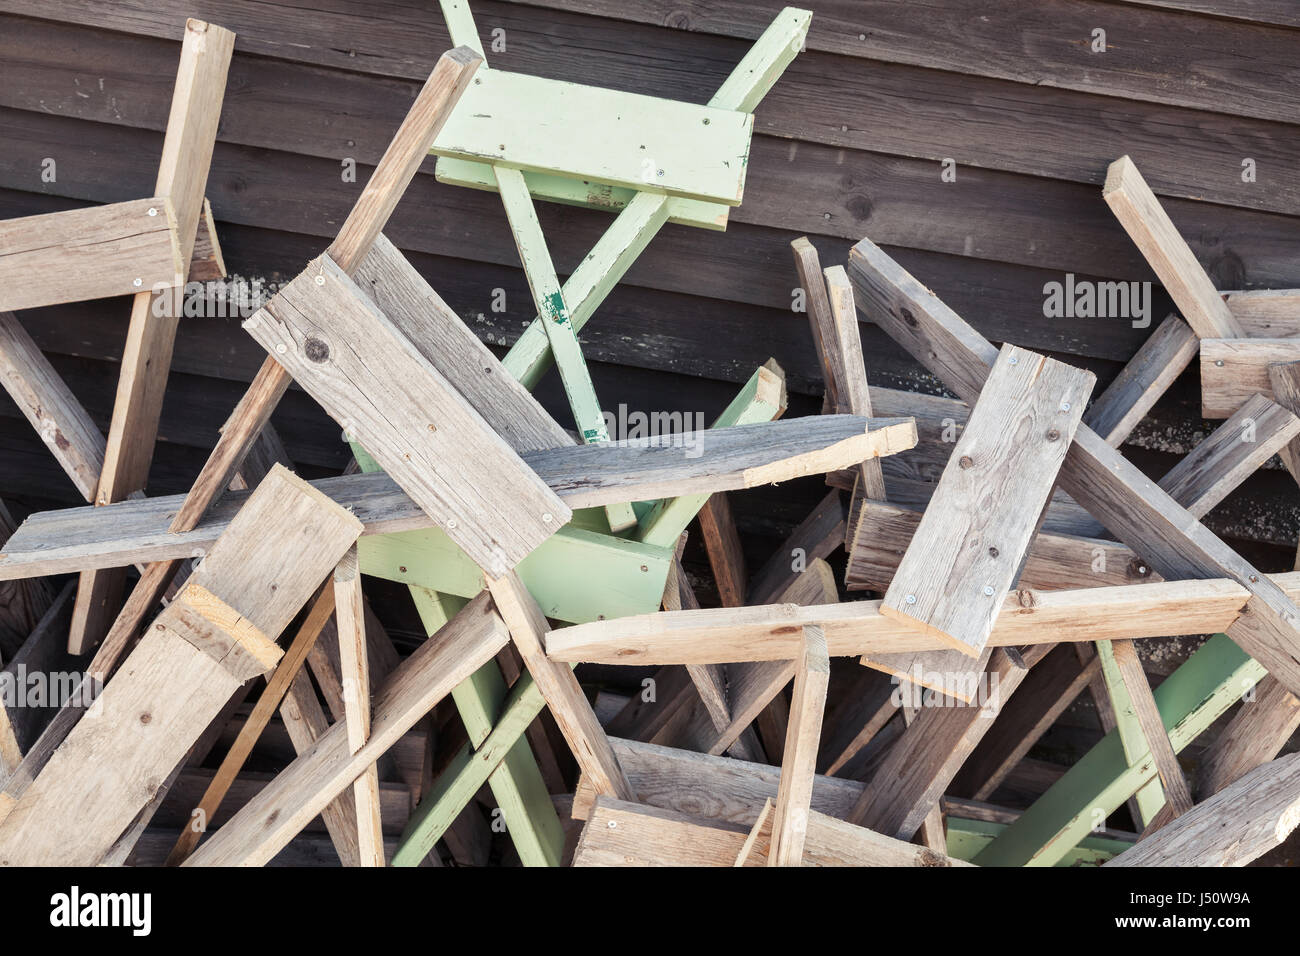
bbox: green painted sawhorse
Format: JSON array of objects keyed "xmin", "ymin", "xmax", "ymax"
[{"xmin": 367, "ymin": 5, "xmax": 812, "ymax": 865}]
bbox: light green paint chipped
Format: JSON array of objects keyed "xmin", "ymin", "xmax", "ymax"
[
  {"xmin": 1096, "ymin": 640, "xmax": 1164, "ymax": 825},
  {"xmin": 407, "ymin": 586, "xmax": 563, "ymax": 867},
  {"xmin": 947, "ymin": 817, "xmax": 1127, "ymax": 867},
  {"xmin": 973, "ymin": 635, "xmax": 1263, "ymax": 867},
  {"xmin": 435, "ymin": 157, "xmax": 730, "ymax": 230},
  {"xmin": 431, "ymin": 70, "xmax": 753, "ymax": 205}
]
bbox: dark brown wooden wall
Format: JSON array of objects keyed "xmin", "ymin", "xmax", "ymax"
[{"xmin": 1, "ymin": 0, "xmax": 1298, "ymax": 568}]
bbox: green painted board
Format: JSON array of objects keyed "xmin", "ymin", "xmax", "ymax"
[
  {"xmin": 436, "ymin": 157, "xmax": 730, "ymax": 231},
  {"xmin": 407, "ymin": 585, "xmax": 563, "ymax": 867},
  {"xmin": 974, "ymin": 634, "xmax": 1264, "ymax": 867},
  {"xmin": 359, "ymin": 523, "xmax": 670, "ymax": 624},
  {"xmin": 947, "ymin": 818, "xmax": 1129, "ymax": 866},
  {"xmin": 430, "ymin": 69, "xmax": 754, "ymax": 205},
  {"xmin": 1096, "ymin": 639, "xmax": 1165, "ymax": 825}
]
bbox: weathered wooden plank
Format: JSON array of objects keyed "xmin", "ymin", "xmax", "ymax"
[
  {"xmin": 96, "ymin": 44, "xmax": 482, "ymax": 663},
  {"xmin": 768, "ymin": 624, "xmax": 828, "ymax": 866},
  {"xmin": 72, "ymin": 18, "xmax": 237, "ymax": 655},
  {"xmin": 184, "ymin": 594, "xmax": 509, "ymax": 866},
  {"xmin": 0, "ymin": 311, "xmax": 105, "ymax": 501},
  {"xmin": 792, "ymin": 237, "xmax": 843, "ymax": 414},
  {"xmin": 697, "ymin": 494, "xmax": 746, "ymax": 609},
  {"xmin": 0, "ymin": 197, "xmax": 183, "ymax": 312},
  {"xmin": 0, "ymin": 465, "xmax": 361, "ymax": 865},
  {"xmin": 1198, "ymin": 675, "xmax": 1300, "ymax": 797},
  {"xmin": 951, "ymin": 643, "xmax": 1101, "ymax": 801},
  {"xmin": 847, "ymin": 648, "xmax": 1029, "ymax": 840},
  {"xmin": 0, "ymin": 416, "xmax": 912, "ymax": 581},
  {"xmin": 243, "ymin": 252, "xmax": 566, "ymax": 577},
  {"xmin": 545, "ymin": 575, "xmax": 1259, "ymax": 666},
  {"xmin": 163, "ymin": 583, "xmax": 336, "ymax": 865},
  {"xmin": 748, "ymin": 488, "xmax": 846, "ymax": 606},
  {"xmin": 1083, "ymin": 314, "xmax": 1198, "ymax": 446},
  {"xmin": 1109, "ymin": 638, "xmax": 1195, "ymax": 820},
  {"xmin": 1103, "ymin": 156, "xmax": 1243, "ymax": 339},
  {"xmin": 1107, "ymin": 752, "xmax": 1300, "ymax": 867},
  {"xmin": 1200, "ymin": 338, "xmax": 1300, "ymax": 418},
  {"xmin": 846, "ymin": 234, "xmax": 1300, "ymax": 699},
  {"xmin": 881, "ymin": 345, "xmax": 1093, "ymax": 657},
  {"xmin": 488, "ymin": 571, "xmax": 634, "ymax": 801},
  {"xmin": 825, "ymin": 264, "xmax": 889, "ymax": 497}
]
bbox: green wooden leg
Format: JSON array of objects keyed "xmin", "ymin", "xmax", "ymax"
[
  {"xmin": 946, "ymin": 818, "xmax": 1131, "ymax": 867},
  {"xmin": 973, "ymin": 634, "xmax": 1264, "ymax": 867},
  {"xmin": 1096, "ymin": 639, "xmax": 1165, "ymax": 825},
  {"xmin": 494, "ymin": 166, "xmax": 637, "ymax": 533},
  {"xmin": 392, "ymin": 661, "xmax": 565, "ymax": 865},
  {"xmin": 407, "ymin": 585, "xmax": 564, "ymax": 867},
  {"xmin": 636, "ymin": 364, "xmax": 787, "ymax": 548}
]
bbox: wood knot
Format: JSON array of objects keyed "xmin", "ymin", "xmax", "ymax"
[
  {"xmin": 304, "ymin": 337, "xmax": 330, "ymax": 363},
  {"xmin": 1015, "ymin": 589, "xmax": 1036, "ymax": 609},
  {"xmin": 900, "ymin": 307, "xmax": 918, "ymax": 328},
  {"xmin": 958, "ymin": 455, "xmax": 973, "ymax": 469}
]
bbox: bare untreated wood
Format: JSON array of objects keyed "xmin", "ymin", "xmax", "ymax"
[
  {"xmin": 847, "ymin": 648, "xmax": 1030, "ymax": 840},
  {"xmin": 1267, "ymin": 361, "xmax": 1300, "ymax": 483},
  {"xmin": 1199, "ymin": 337, "xmax": 1300, "ymax": 418},
  {"xmin": 881, "ymin": 344, "xmax": 1093, "ymax": 657},
  {"xmin": 748, "ymin": 488, "xmax": 847, "ymax": 605},
  {"xmin": 0, "ymin": 312, "xmax": 105, "ymax": 501},
  {"xmin": 244, "ymin": 253, "xmax": 565, "ymax": 577},
  {"xmin": 545, "ymin": 574, "xmax": 1259, "ymax": 665},
  {"xmin": 1107, "ymin": 753, "xmax": 1300, "ymax": 867},
  {"xmin": 1108, "ymin": 638, "xmax": 1194, "ymax": 819},
  {"xmin": 334, "ymin": 546, "xmax": 382, "ymax": 866},
  {"xmin": 1084, "ymin": 314, "xmax": 1198, "ymax": 446},
  {"xmin": 488, "ymin": 571, "xmax": 634, "ymax": 802},
  {"xmin": 846, "ymin": 234, "xmax": 1300, "ymax": 699},
  {"xmin": 101, "ymin": 45, "xmax": 482, "ymax": 664},
  {"xmin": 184, "ymin": 594, "xmax": 509, "ymax": 866},
  {"xmin": 769, "ymin": 624, "xmax": 829, "ymax": 867},
  {"xmin": 1198, "ymin": 675, "xmax": 1300, "ymax": 797},
  {"xmin": 0, "ymin": 197, "xmax": 184, "ymax": 311},
  {"xmin": 0, "ymin": 417, "xmax": 912, "ymax": 580},
  {"xmin": 73, "ymin": 19, "xmax": 237, "ymax": 655},
  {"xmin": 792, "ymin": 237, "xmax": 843, "ymax": 413},
  {"xmin": 0, "ymin": 466, "xmax": 361, "ymax": 865},
  {"xmin": 1103, "ymin": 155, "xmax": 1243, "ymax": 339}
]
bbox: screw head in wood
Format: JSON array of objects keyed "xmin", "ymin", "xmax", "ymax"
[
  {"xmin": 1215, "ymin": 359, "xmax": 1225, "ymax": 367},
  {"xmin": 314, "ymin": 275, "xmax": 326, "ymax": 286},
  {"xmin": 447, "ymin": 519, "xmax": 458, "ymax": 529},
  {"xmin": 147, "ymin": 207, "xmax": 158, "ymax": 217},
  {"xmin": 133, "ymin": 277, "xmax": 143, "ymax": 287},
  {"xmin": 988, "ymin": 547, "xmax": 999, "ymax": 557},
  {"xmin": 275, "ymin": 343, "xmax": 287, "ymax": 354},
  {"xmin": 542, "ymin": 513, "xmax": 553, "ymax": 523},
  {"xmin": 905, "ymin": 594, "xmax": 917, "ymax": 605},
  {"xmin": 982, "ymin": 585, "xmax": 995, "ymax": 596},
  {"xmin": 1060, "ymin": 401, "xmax": 1071, "ymax": 412},
  {"xmin": 1008, "ymin": 355, "xmax": 1018, "ymax": 365}
]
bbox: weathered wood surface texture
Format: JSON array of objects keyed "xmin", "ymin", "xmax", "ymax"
[{"xmin": 0, "ymin": 0, "xmax": 1296, "ymax": 563}]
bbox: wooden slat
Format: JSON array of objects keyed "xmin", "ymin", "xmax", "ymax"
[
  {"xmin": 748, "ymin": 488, "xmax": 846, "ymax": 605},
  {"xmin": 0, "ymin": 311, "xmax": 105, "ymax": 501},
  {"xmin": 0, "ymin": 416, "xmax": 914, "ymax": 580},
  {"xmin": 1198, "ymin": 675, "xmax": 1300, "ymax": 798},
  {"xmin": 0, "ymin": 465, "xmax": 361, "ymax": 865},
  {"xmin": 697, "ymin": 494, "xmax": 746, "ymax": 608},
  {"xmin": 544, "ymin": 575, "xmax": 1258, "ymax": 666},
  {"xmin": 96, "ymin": 44, "xmax": 482, "ymax": 663},
  {"xmin": 1083, "ymin": 314, "xmax": 1198, "ymax": 446},
  {"xmin": 0, "ymin": 197, "xmax": 183, "ymax": 311},
  {"xmin": 1103, "ymin": 156, "xmax": 1243, "ymax": 339},
  {"xmin": 845, "ymin": 234, "xmax": 1300, "ymax": 699},
  {"xmin": 1199, "ymin": 338, "xmax": 1300, "ymax": 418},
  {"xmin": 1108, "ymin": 638, "xmax": 1195, "ymax": 821},
  {"xmin": 487, "ymin": 571, "xmax": 634, "ymax": 801},
  {"xmin": 1107, "ymin": 752, "xmax": 1300, "ymax": 867},
  {"xmin": 881, "ymin": 344, "xmax": 1093, "ymax": 656},
  {"xmin": 183, "ymin": 594, "xmax": 510, "ymax": 866},
  {"xmin": 243, "ymin": 252, "xmax": 566, "ymax": 578},
  {"xmin": 825, "ymin": 264, "xmax": 888, "ymax": 497},
  {"xmin": 72, "ymin": 18, "xmax": 237, "ymax": 655},
  {"xmin": 792, "ymin": 237, "xmax": 843, "ymax": 414},
  {"xmin": 1267, "ymin": 360, "xmax": 1300, "ymax": 483},
  {"xmin": 768, "ymin": 623, "xmax": 829, "ymax": 866},
  {"xmin": 847, "ymin": 648, "xmax": 1030, "ymax": 840}
]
